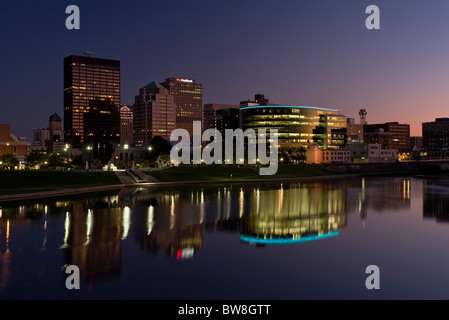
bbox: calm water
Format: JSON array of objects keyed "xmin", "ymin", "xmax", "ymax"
[{"xmin": 2, "ymin": 175, "xmax": 449, "ymax": 300}]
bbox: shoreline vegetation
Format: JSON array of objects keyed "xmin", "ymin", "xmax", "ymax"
[{"xmin": 0, "ymin": 162, "xmax": 447, "ymax": 201}]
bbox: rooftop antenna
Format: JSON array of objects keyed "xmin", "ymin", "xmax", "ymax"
[{"xmin": 84, "ymin": 51, "xmax": 93, "ymax": 57}]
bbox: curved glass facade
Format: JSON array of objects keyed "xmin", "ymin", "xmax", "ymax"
[{"xmin": 240, "ymin": 105, "xmax": 347, "ymax": 149}]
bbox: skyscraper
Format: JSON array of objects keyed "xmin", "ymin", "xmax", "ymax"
[
  {"xmin": 64, "ymin": 54, "xmax": 120, "ymax": 148},
  {"xmin": 119, "ymin": 104, "xmax": 133, "ymax": 146},
  {"xmin": 160, "ymin": 77, "xmax": 202, "ymax": 136},
  {"xmin": 133, "ymin": 81, "xmax": 176, "ymax": 147}
]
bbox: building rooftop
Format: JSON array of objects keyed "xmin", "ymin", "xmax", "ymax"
[
  {"xmin": 143, "ymin": 81, "xmax": 166, "ymax": 90},
  {"xmin": 49, "ymin": 112, "xmax": 61, "ymax": 122}
]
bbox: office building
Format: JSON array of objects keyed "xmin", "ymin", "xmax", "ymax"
[
  {"xmin": 364, "ymin": 122, "xmax": 410, "ymax": 151},
  {"xmin": 160, "ymin": 77, "xmax": 202, "ymax": 136},
  {"xmin": 240, "ymin": 104, "xmax": 347, "ymax": 149},
  {"xmin": 33, "ymin": 113, "xmax": 64, "ymax": 153},
  {"xmin": 422, "ymin": 118, "xmax": 449, "ymax": 151},
  {"xmin": 133, "ymin": 81, "xmax": 176, "ymax": 147},
  {"xmin": 203, "ymin": 103, "xmax": 240, "ymax": 134},
  {"xmin": 346, "ymin": 118, "xmax": 364, "ymax": 144},
  {"xmin": 63, "ymin": 54, "xmax": 120, "ymax": 148},
  {"xmin": 120, "ymin": 104, "xmax": 133, "ymax": 146}
]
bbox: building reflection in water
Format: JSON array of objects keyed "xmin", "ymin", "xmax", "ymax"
[
  {"xmin": 0, "ymin": 176, "xmax": 417, "ymax": 290},
  {"xmin": 343, "ymin": 177, "xmax": 411, "ymax": 229},
  {"xmin": 422, "ymin": 177, "xmax": 449, "ymax": 223},
  {"xmin": 63, "ymin": 199, "xmax": 122, "ymax": 284},
  {"xmin": 240, "ymin": 182, "xmax": 347, "ymax": 246}
]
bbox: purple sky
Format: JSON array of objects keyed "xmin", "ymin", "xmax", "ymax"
[{"xmin": 1, "ymin": 0, "xmax": 449, "ymax": 139}]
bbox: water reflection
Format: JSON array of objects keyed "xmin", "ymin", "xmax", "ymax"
[
  {"xmin": 240, "ymin": 183, "xmax": 346, "ymax": 246},
  {"xmin": 0, "ymin": 176, "xmax": 421, "ymax": 291},
  {"xmin": 423, "ymin": 176, "xmax": 449, "ymax": 223}
]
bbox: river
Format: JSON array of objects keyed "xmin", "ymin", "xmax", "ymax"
[{"xmin": 1, "ymin": 175, "xmax": 449, "ymax": 300}]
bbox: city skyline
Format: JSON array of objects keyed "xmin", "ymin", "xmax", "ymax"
[{"xmin": 2, "ymin": 0, "xmax": 449, "ymax": 139}]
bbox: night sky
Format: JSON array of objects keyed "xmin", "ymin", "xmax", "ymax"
[{"xmin": 1, "ymin": 0, "xmax": 449, "ymax": 139}]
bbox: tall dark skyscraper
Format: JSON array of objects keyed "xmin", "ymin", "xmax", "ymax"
[
  {"xmin": 160, "ymin": 77, "xmax": 202, "ymax": 136},
  {"xmin": 64, "ymin": 54, "xmax": 121, "ymax": 148}
]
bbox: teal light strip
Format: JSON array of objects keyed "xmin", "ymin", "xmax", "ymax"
[
  {"xmin": 240, "ymin": 231, "xmax": 339, "ymax": 245},
  {"xmin": 239, "ymin": 105, "xmax": 339, "ymax": 112}
]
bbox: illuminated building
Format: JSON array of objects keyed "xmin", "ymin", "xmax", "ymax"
[
  {"xmin": 322, "ymin": 149, "xmax": 351, "ymax": 164},
  {"xmin": 160, "ymin": 77, "xmax": 203, "ymax": 136},
  {"xmin": 364, "ymin": 122, "xmax": 410, "ymax": 151},
  {"xmin": 240, "ymin": 105, "xmax": 347, "ymax": 149},
  {"xmin": 119, "ymin": 104, "xmax": 133, "ymax": 146},
  {"xmin": 133, "ymin": 81, "xmax": 176, "ymax": 147},
  {"xmin": 63, "ymin": 55, "xmax": 121, "ymax": 148}
]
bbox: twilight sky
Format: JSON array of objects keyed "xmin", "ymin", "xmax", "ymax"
[{"xmin": 1, "ymin": 0, "xmax": 449, "ymax": 139}]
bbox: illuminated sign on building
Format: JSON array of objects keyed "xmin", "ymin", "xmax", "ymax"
[{"xmin": 175, "ymin": 78, "xmax": 193, "ymax": 83}]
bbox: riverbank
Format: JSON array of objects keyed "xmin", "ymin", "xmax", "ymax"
[
  {"xmin": 0, "ymin": 162, "xmax": 445, "ymax": 202},
  {"xmin": 0, "ymin": 164, "xmax": 347, "ymax": 202}
]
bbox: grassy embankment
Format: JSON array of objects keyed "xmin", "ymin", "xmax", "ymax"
[
  {"xmin": 144, "ymin": 164, "xmax": 332, "ymax": 182},
  {"xmin": 0, "ymin": 170, "xmax": 121, "ymax": 195},
  {"xmin": 0, "ymin": 164, "xmax": 333, "ymax": 196}
]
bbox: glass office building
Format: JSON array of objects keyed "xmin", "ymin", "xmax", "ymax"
[
  {"xmin": 64, "ymin": 55, "xmax": 120, "ymax": 148},
  {"xmin": 240, "ymin": 105, "xmax": 347, "ymax": 149}
]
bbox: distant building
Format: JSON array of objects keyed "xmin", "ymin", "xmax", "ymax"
[
  {"xmin": 0, "ymin": 124, "xmax": 31, "ymax": 162},
  {"xmin": 240, "ymin": 94, "xmax": 270, "ymax": 107},
  {"xmin": 422, "ymin": 118, "xmax": 449, "ymax": 151},
  {"xmin": 64, "ymin": 54, "xmax": 120, "ymax": 148},
  {"xmin": 306, "ymin": 145, "xmax": 323, "ymax": 164},
  {"xmin": 133, "ymin": 81, "xmax": 176, "ymax": 147},
  {"xmin": 32, "ymin": 113, "xmax": 64, "ymax": 153},
  {"xmin": 346, "ymin": 143, "xmax": 399, "ymax": 163},
  {"xmin": 322, "ymin": 149, "xmax": 351, "ymax": 164},
  {"xmin": 160, "ymin": 77, "xmax": 202, "ymax": 136},
  {"xmin": 346, "ymin": 118, "xmax": 364, "ymax": 144},
  {"xmin": 33, "ymin": 128, "xmax": 50, "ymax": 148},
  {"xmin": 410, "ymin": 136, "xmax": 423, "ymax": 151},
  {"xmin": 203, "ymin": 103, "xmax": 240, "ymax": 134},
  {"xmin": 367, "ymin": 144, "xmax": 399, "ymax": 163},
  {"xmin": 120, "ymin": 104, "xmax": 133, "ymax": 147},
  {"xmin": 364, "ymin": 122, "xmax": 410, "ymax": 151}
]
